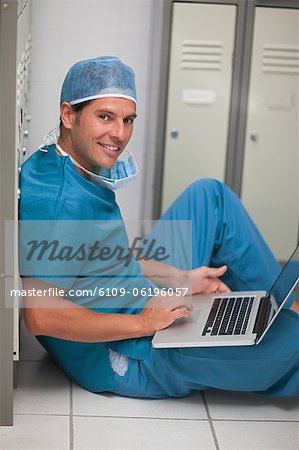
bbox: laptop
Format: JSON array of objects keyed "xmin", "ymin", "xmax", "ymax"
[{"xmin": 152, "ymin": 245, "xmax": 299, "ymax": 348}]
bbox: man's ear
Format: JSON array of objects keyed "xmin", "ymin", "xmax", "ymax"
[{"xmin": 60, "ymin": 102, "xmax": 76, "ymax": 130}]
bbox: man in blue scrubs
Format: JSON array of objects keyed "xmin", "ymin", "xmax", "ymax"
[{"xmin": 19, "ymin": 56, "xmax": 299, "ymax": 397}]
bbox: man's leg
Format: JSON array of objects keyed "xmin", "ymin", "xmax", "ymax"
[
  {"xmin": 112, "ymin": 307, "xmax": 299, "ymax": 398},
  {"xmin": 159, "ymin": 178, "xmax": 290, "ymax": 301}
]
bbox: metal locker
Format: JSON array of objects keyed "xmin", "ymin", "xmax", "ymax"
[
  {"xmin": 0, "ymin": 0, "xmax": 18, "ymax": 426},
  {"xmin": 161, "ymin": 2, "xmax": 236, "ymax": 212},
  {"xmin": 241, "ymin": 7, "xmax": 299, "ymax": 260}
]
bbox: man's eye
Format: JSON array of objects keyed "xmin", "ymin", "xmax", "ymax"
[
  {"xmin": 124, "ymin": 117, "xmax": 134, "ymax": 124},
  {"xmin": 99, "ymin": 114, "xmax": 109, "ymax": 121}
]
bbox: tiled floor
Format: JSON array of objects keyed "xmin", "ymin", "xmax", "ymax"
[{"xmin": 1, "ymin": 325, "xmax": 299, "ymax": 450}]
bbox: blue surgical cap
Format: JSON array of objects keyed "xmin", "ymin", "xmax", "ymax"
[{"xmin": 60, "ymin": 56, "xmax": 137, "ymax": 105}]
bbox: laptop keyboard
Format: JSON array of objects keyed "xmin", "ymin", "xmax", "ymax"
[{"xmin": 202, "ymin": 296, "xmax": 255, "ymax": 336}]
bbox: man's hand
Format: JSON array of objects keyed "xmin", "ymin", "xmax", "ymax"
[
  {"xmin": 138, "ymin": 258, "xmax": 230, "ymax": 294},
  {"xmin": 188, "ymin": 265, "xmax": 230, "ymax": 295},
  {"xmin": 138, "ymin": 294, "xmax": 193, "ymax": 336}
]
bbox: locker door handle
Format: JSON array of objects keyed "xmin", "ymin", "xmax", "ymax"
[
  {"xmin": 170, "ymin": 129, "xmax": 179, "ymax": 139},
  {"xmin": 250, "ymin": 131, "xmax": 259, "ymax": 142}
]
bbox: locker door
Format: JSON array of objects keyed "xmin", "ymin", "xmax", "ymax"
[
  {"xmin": 161, "ymin": 2, "xmax": 236, "ymax": 212},
  {"xmin": 242, "ymin": 7, "xmax": 299, "ymax": 260}
]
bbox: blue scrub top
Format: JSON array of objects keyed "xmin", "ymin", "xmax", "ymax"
[{"xmin": 19, "ymin": 144, "xmax": 151, "ymax": 392}]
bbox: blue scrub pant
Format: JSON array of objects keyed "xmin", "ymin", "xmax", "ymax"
[{"xmin": 111, "ymin": 179, "xmax": 299, "ymax": 398}]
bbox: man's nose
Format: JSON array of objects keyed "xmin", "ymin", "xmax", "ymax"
[{"xmin": 109, "ymin": 120, "xmax": 125, "ymax": 142}]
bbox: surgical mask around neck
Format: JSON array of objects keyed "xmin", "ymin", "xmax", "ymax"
[
  {"xmin": 39, "ymin": 124, "xmax": 60, "ymax": 149},
  {"xmin": 55, "ymin": 144, "xmax": 138, "ymax": 191}
]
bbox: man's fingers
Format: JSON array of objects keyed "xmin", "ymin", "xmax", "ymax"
[
  {"xmin": 165, "ymin": 295, "xmax": 193, "ymax": 311},
  {"xmin": 172, "ymin": 307, "xmax": 190, "ymax": 320},
  {"xmin": 181, "ymin": 296, "xmax": 193, "ymax": 311},
  {"xmin": 146, "ymin": 294, "xmax": 193, "ymax": 311},
  {"xmin": 207, "ymin": 265, "xmax": 227, "ymax": 277},
  {"xmin": 217, "ymin": 281, "xmax": 231, "ymax": 293}
]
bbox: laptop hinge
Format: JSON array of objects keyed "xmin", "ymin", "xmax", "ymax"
[{"xmin": 253, "ymin": 295, "xmax": 271, "ymax": 341}]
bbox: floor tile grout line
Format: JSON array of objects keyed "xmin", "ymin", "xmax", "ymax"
[
  {"xmin": 14, "ymin": 412, "xmax": 70, "ymax": 417},
  {"xmin": 70, "ymin": 415, "xmax": 210, "ymax": 421},
  {"xmin": 12, "ymin": 413, "xmax": 299, "ymax": 423},
  {"xmin": 202, "ymin": 392, "xmax": 220, "ymax": 450},
  {"xmin": 207, "ymin": 418, "xmax": 299, "ymax": 423},
  {"xmin": 69, "ymin": 380, "xmax": 74, "ymax": 450}
]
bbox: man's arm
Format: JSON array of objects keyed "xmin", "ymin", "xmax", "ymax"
[
  {"xmin": 137, "ymin": 258, "xmax": 189, "ymax": 289},
  {"xmin": 22, "ymin": 278, "xmax": 192, "ymax": 342}
]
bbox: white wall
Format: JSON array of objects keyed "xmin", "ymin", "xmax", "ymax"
[{"xmin": 28, "ymin": 0, "xmax": 155, "ymax": 221}]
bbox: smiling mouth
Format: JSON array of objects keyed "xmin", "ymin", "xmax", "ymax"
[{"xmin": 99, "ymin": 143, "xmax": 120, "ymax": 153}]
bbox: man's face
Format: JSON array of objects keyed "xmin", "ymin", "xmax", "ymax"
[{"xmin": 67, "ymin": 97, "xmax": 137, "ymax": 172}]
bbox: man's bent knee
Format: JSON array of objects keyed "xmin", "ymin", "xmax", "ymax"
[{"xmin": 185, "ymin": 178, "xmax": 226, "ymax": 199}]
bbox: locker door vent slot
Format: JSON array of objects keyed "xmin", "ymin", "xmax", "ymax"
[
  {"xmin": 262, "ymin": 44, "xmax": 299, "ymax": 75},
  {"xmin": 181, "ymin": 40, "xmax": 223, "ymax": 71}
]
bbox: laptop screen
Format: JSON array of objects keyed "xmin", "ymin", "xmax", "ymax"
[{"xmin": 268, "ymin": 245, "xmax": 299, "ymax": 305}]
